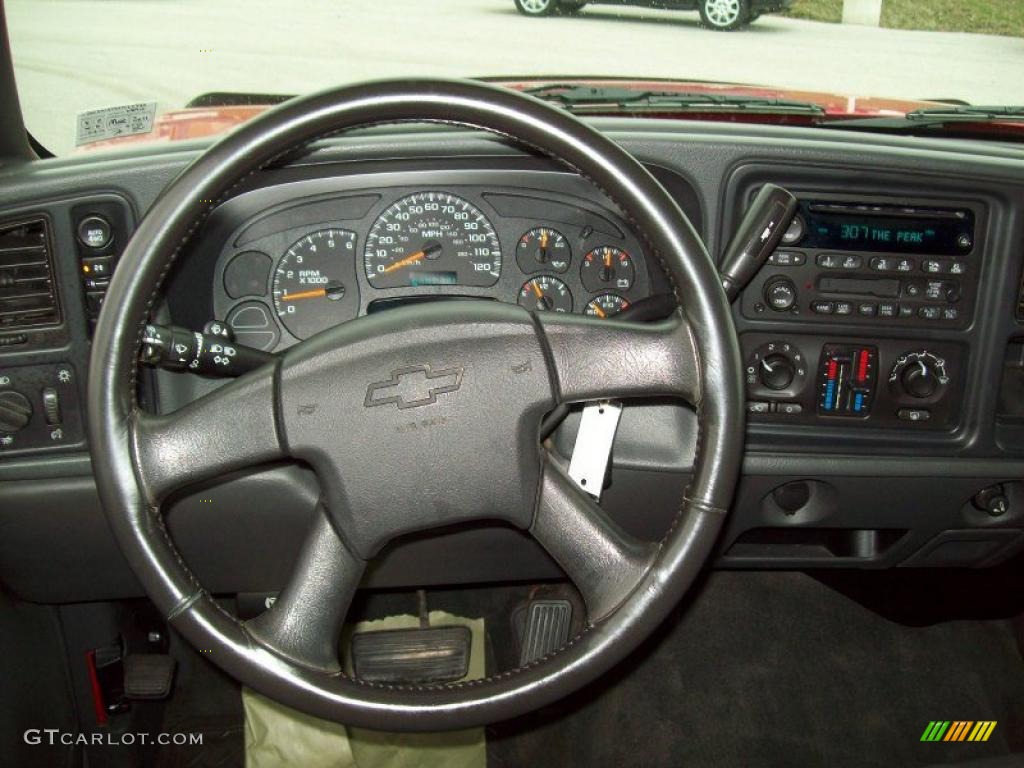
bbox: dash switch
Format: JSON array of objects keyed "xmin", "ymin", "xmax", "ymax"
[{"xmin": 41, "ymin": 387, "xmax": 62, "ymax": 425}]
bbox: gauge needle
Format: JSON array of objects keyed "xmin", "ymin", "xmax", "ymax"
[
  {"xmin": 603, "ymin": 249, "xmax": 612, "ymax": 268},
  {"xmin": 383, "ymin": 242, "xmax": 442, "ymax": 274},
  {"xmin": 531, "ymin": 281, "xmax": 544, "ymax": 300},
  {"xmin": 592, "ymin": 304, "xmax": 607, "ymax": 319},
  {"xmin": 281, "ymin": 283, "xmax": 346, "ymax": 302}
]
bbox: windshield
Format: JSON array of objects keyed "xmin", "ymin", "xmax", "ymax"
[{"xmin": 6, "ymin": 0, "xmax": 1023, "ymax": 154}]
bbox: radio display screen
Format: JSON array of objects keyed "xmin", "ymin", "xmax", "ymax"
[{"xmin": 798, "ymin": 202, "xmax": 974, "ymax": 255}]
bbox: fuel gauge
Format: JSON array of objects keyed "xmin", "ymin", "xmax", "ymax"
[
  {"xmin": 584, "ymin": 293, "xmax": 630, "ymax": 319},
  {"xmin": 518, "ymin": 276, "xmax": 573, "ymax": 313}
]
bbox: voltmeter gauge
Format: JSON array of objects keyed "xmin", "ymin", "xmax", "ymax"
[
  {"xmin": 584, "ymin": 293, "xmax": 630, "ymax": 319},
  {"xmin": 518, "ymin": 276, "xmax": 573, "ymax": 313},
  {"xmin": 581, "ymin": 246, "xmax": 635, "ymax": 293}
]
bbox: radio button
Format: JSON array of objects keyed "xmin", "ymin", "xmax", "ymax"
[
  {"xmin": 878, "ymin": 302, "xmax": 898, "ymax": 318},
  {"xmin": 858, "ymin": 302, "xmax": 878, "ymax": 317},
  {"xmin": 769, "ymin": 250, "xmax": 805, "ymax": 266},
  {"xmin": 902, "ymin": 281, "xmax": 923, "ymax": 298},
  {"xmin": 764, "ymin": 277, "xmax": 798, "ymax": 311},
  {"xmin": 834, "ymin": 301, "xmax": 854, "ymax": 315},
  {"xmin": 811, "ymin": 300, "xmax": 835, "ymax": 314},
  {"xmin": 869, "ymin": 257, "xmax": 894, "ymax": 271},
  {"xmin": 840, "ymin": 255, "xmax": 862, "ymax": 270},
  {"xmin": 816, "ymin": 253, "xmax": 844, "ymax": 269},
  {"xmin": 942, "ymin": 307, "xmax": 959, "ymax": 321},
  {"xmin": 746, "ymin": 401, "xmax": 771, "ymax": 414},
  {"xmin": 898, "ymin": 304, "xmax": 915, "ymax": 318},
  {"xmin": 918, "ymin": 305, "xmax": 942, "ymax": 320},
  {"xmin": 781, "ymin": 216, "xmax": 805, "ymax": 245},
  {"xmin": 925, "ymin": 280, "xmax": 946, "ymax": 300},
  {"xmin": 949, "ymin": 261, "xmax": 966, "ymax": 275},
  {"xmin": 922, "ymin": 260, "xmax": 943, "ymax": 274},
  {"xmin": 896, "ymin": 259, "xmax": 914, "ymax": 272},
  {"xmin": 777, "ymin": 402, "xmax": 803, "ymax": 415}
]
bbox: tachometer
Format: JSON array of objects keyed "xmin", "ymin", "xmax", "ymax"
[
  {"xmin": 272, "ymin": 229, "xmax": 359, "ymax": 339},
  {"xmin": 364, "ymin": 192, "xmax": 501, "ymax": 288}
]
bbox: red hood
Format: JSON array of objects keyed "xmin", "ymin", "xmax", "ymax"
[{"xmin": 71, "ymin": 79, "xmax": 971, "ymax": 152}]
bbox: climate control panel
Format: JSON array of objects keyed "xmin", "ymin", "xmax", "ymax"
[{"xmin": 742, "ymin": 333, "xmax": 964, "ymax": 429}]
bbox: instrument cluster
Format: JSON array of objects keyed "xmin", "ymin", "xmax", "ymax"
[{"xmin": 211, "ymin": 184, "xmax": 653, "ymax": 352}]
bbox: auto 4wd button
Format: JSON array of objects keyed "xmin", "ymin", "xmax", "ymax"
[{"xmin": 77, "ymin": 215, "xmax": 112, "ymax": 249}]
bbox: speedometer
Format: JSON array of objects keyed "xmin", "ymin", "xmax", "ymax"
[{"xmin": 364, "ymin": 192, "xmax": 501, "ymax": 288}]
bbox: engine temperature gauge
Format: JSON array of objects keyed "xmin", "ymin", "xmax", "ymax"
[
  {"xmin": 518, "ymin": 276, "xmax": 573, "ymax": 313},
  {"xmin": 584, "ymin": 293, "xmax": 630, "ymax": 319}
]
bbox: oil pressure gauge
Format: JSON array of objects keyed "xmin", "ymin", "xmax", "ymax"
[{"xmin": 517, "ymin": 227, "xmax": 571, "ymax": 273}]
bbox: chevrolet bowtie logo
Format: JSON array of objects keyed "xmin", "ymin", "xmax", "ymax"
[{"xmin": 364, "ymin": 364, "xmax": 464, "ymax": 410}]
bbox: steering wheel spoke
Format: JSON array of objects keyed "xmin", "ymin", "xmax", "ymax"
[
  {"xmin": 531, "ymin": 457, "xmax": 658, "ymax": 623},
  {"xmin": 131, "ymin": 363, "xmax": 283, "ymax": 502},
  {"xmin": 246, "ymin": 509, "xmax": 365, "ymax": 674},
  {"xmin": 537, "ymin": 310, "xmax": 700, "ymax": 406}
]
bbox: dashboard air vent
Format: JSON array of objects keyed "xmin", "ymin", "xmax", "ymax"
[{"xmin": 0, "ymin": 217, "xmax": 60, "ymax": 330}]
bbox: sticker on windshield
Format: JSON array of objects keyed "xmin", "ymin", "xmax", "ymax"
[{"xmin": 75, "ymin": 102, "xmax": 157, "ymax": 146}]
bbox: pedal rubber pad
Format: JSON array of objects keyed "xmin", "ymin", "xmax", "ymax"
[
  {"xmin": 519, "ymin": 600, "xmax": 573, "ymax": 666},
  {"xmin": 123, "ymin": 653, "xmax": 176, "ymax": 700},
  {"xmin": 351, "ymin": 626, "xmax": 471, "ymax": 684}
]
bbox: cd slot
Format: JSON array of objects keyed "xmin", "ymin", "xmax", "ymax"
[{"xmin": 818, "ymin": 276, "xmax": 900, "ymax": 298}]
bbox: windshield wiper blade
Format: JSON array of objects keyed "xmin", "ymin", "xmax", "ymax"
[
  {"xmin": 522, "ymin": 84, "xmax": 825, "ymax": 115},
  {"xmin": 906, "ymin": 105, "xmax": 1024, "ymax": 121},
  {"xmin": 824, "ymin": 105, "xmax": 1024, "ymax": 132}
]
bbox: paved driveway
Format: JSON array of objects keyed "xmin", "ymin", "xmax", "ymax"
[{"xmin": 7, "ymin": 0, "xmax": 1023, "ymax": 153}]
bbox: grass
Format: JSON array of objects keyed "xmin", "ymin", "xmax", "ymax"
[
  {"xmin": 784, "ymin": 0, "xmax": 841, "ymax": 24},
  {"xmin": 784, "ymin": 0, "xmax": 1023, "ymax": 37}
]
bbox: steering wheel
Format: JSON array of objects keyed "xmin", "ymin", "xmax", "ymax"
[{"xmin": 88, "ymin": 79, "xmax": 744, "ymax": 730}]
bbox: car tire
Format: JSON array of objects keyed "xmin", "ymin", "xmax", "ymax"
[
  {"xmin": 515, "ymin": 0, "xmax": 557, "ymax": 16},
  {"xmin": 698, "ymin": 0, "xmax": 750, "ymax": 30}
]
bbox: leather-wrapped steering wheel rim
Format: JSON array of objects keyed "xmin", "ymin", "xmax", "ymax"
[{"xmin": 87, "ymin": 78, "xmax": 744, "ymax": 730}]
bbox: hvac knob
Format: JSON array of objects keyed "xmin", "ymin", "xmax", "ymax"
[
  {"xmin": 889, "ymin": 351, "xmax": 949, "ymax": 401},
  {"xmin": 901, "ymin": 362, "xmax": 939, "ymax": 399},
  {"xmin": 0, "ymin": 390, "xmax": 32, "ymax": 432},
  {"xmin": 759, "ymin": 354, "xmax": 796, "ymax": 390}
]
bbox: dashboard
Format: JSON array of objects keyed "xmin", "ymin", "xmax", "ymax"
[
  {"xmin": 204, "ymin": 171, "xmax": 658, "ymax": 352},
  {"xmin": 1, "ymin": 121, "xmax": 1024, "ymax": 604}
]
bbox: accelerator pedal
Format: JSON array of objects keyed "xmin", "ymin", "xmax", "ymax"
[
  {"xmin": 350, "ymin": 590, "xmax": 471, "ymax": 684},
  {"xmin": 518, "ymin": 599, "xmax": 573, "ymax": 666}
]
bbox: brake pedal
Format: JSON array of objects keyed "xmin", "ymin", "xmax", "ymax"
[
  {"xmin": 123, "ymin": 653, "xmax": 176, "ymax": 700},
  {"xmin": 352, "ymin": 626, "xmax": 471, "ymax": 684},
  {"xmin": 518, "ymin": 599, "xmax": 573, "ymax": 665}
]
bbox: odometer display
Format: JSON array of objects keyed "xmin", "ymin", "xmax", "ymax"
[{"xmin": 364, "ymin": 192, "xmax": 501, "ymax": 288}]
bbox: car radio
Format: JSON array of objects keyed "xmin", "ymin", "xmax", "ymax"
[{"xmin": 741, "ymin": 197, "xmax": 981, "ymax": 329}]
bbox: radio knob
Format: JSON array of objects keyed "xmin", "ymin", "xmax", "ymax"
[
  {"xmin": 759, "ymin": 354, "xmax": 796, "ymax": 390},
  {"xmin": 0, "ymin": 390, "xmax": 33, "ymax": 433},
  {"xmin": 764, "ymin": 277, "xmax": 797, "ymax": 311}
]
